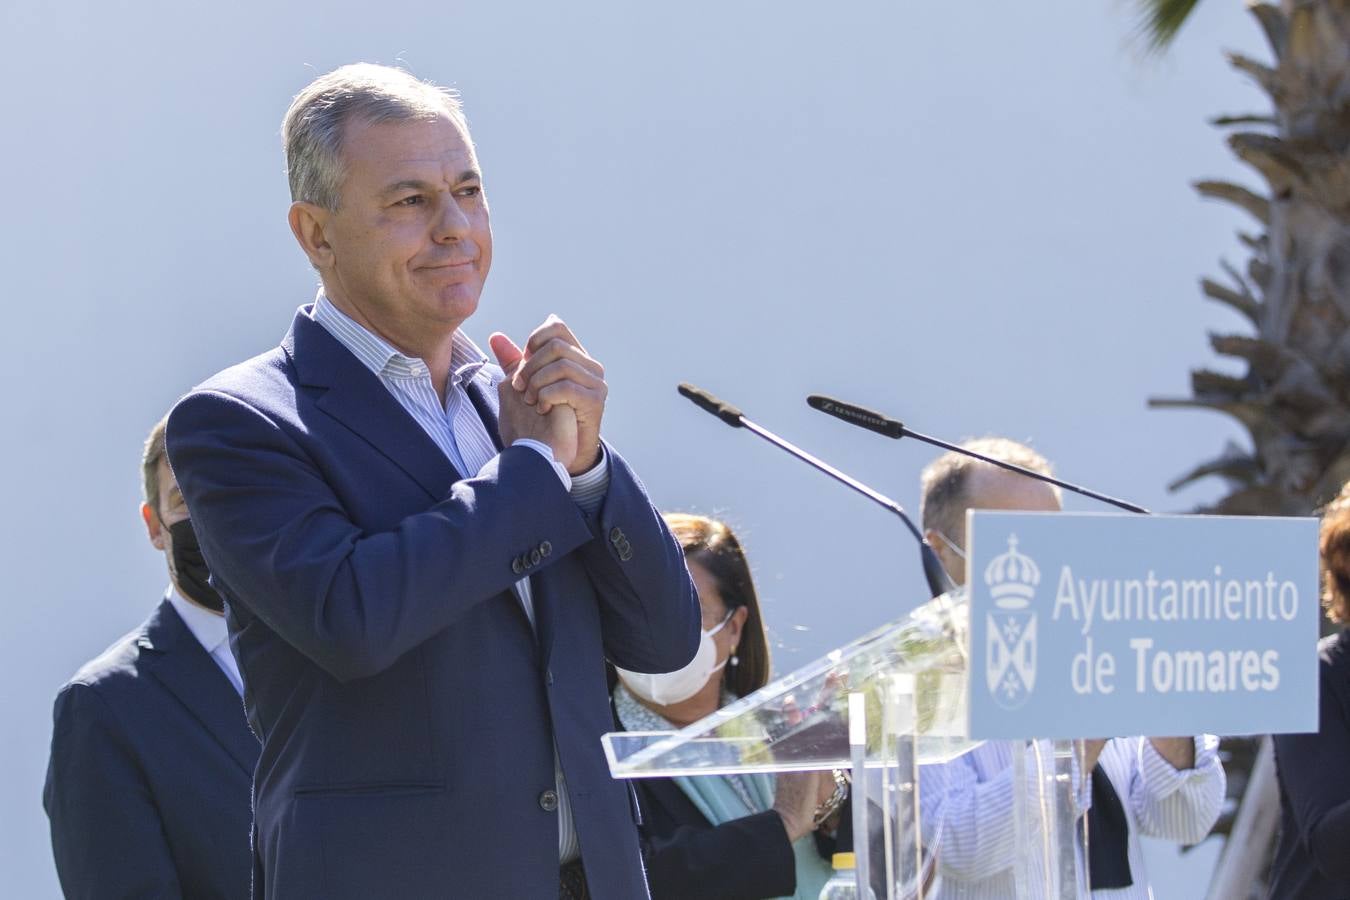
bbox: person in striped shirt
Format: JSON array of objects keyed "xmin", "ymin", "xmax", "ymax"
[{"xmin": 917, "ymin": 438, "xmax": 1225, "ymax": 899}]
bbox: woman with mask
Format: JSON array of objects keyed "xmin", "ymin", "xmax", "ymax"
[{"xmin": 613, "ymin": 514, "xmax": 847, "ymax": 900}]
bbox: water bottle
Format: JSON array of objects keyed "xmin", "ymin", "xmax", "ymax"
[{"xmin": 818, "ymin": 852, "xmax": 876, "ymax": 899}]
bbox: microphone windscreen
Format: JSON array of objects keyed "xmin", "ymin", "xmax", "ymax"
[
  {"xmin": 678, "ymin": 383, "xmax": 744, "ymax": 427},
  {"xmin": 806, "ymin": 395, "xmax": 905, "ymax": 440}
]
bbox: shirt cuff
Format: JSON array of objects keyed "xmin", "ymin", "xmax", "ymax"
[
  {"xmin": 1138, "ymin": 735, "xmax": 1220, "ymax": 801},
  {"xmin": 570, "ymin": 445, "xmax": 609, "ymax": 516},
  {"xmin": 506, "ymin": 439, "xmax": 572, "ymax": 491}
]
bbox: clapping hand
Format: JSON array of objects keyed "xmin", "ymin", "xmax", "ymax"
[{"xmin": 489, "ymin": 316, "xmax": 607, "ymax": 474}]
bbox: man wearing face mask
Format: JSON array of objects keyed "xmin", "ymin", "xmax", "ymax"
[{"xmin": 43, "ymin": 414, "xmax": 258, "ymax": 900}]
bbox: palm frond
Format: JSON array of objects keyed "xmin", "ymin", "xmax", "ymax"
[{"xmin": 1134, "ymin": 0, "xmax": 1205, "ymax": 53}]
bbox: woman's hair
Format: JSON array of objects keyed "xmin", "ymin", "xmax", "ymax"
[
  {"xmin": 1321, "ymin": 482, "xmax": 1350, "ymax": 624},
  {"xmin": 663, "ymin": 513, "xmax": 772, "ymax": 697}
]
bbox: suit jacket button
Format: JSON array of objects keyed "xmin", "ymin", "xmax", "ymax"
[
  {"xmin": 539, "ymin": 541, "xmax": 552, "ymax": 558},
  {"xmin": 609, "ymin": 527, "xmax": 624, "ymax": 545},
  {"xmin": 539, "ymin": 789, "xmax": 559, "ymax": 812},
  {"xmin": 511, "ymin": 558, "xmax": 525, "ymax": 575},
  {"xmin": 530, "ymin": 548, "xmax": 542, "ymax": 567}
]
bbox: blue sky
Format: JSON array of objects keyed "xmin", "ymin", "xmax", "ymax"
[{"xmin": 1, "ymin": 0, "xmax": 1270, "ymax": 894}]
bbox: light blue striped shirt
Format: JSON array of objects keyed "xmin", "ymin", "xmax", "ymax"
[
  {"xmin": 311, "ymin": 293, "xmax": 607, "ymax": 863},
  {"xmin": 920, "ymin": 735, "xmax": 1224, "ymax": 898}
]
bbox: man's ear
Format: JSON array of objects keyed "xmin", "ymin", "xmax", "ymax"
[
  {"xmin": 143, "ymin": 502, "xmax": 165, "ymax": 550},
  {"xmin": 288, "ymin": 201, "xmax": 335, "ymax": 270}
]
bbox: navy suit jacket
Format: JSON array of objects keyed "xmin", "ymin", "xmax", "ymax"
[
  {"xmin": 1270, "ymin": 629, "xmax": 1350, "ymax": 899},
  {"xmin": 165, "ymin": 308, "xmax": 701, "ymax": 900},
  {"xmin": 44, "ymin": 599, "xmax": 258, "ymax": 899}
]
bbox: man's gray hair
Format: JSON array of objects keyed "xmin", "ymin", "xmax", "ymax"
[
  {"xmin": 919, "ymin": 437, "xmax": 1060, "ymax": 545},
  {"xmin": 282, "ymin": 63, "xmax": 466, "ymax": 211}
]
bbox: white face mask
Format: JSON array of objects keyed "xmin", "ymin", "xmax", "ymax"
[{"xmin": 617, "ymin": 611, "xmax": 735, "ymax": 706}]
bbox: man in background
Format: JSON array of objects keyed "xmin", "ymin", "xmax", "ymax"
[
  {"xmin": 918, "ymin": 437, "xmax": 1224, "ymax": 898},
  {"xmin": 44, "ymin": 414, "xmax": 257, "ymax": 899}
]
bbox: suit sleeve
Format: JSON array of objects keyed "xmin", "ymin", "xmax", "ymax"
[
  {"xmin": 571, "ymin": 444, "xmax": 701, "ymax": 674},
  {"xmin": 44, "ymin": 684, "xmax": 183, "ymax": 900},
  {"xmin": 1273, "ymin": 657, "xmax": 1350, "ymax": 880},
  {"xmin": 643, "ymin": 811, "xmax": 797, "ymax": 900},
  {"xmin": 166, "ymin": 388, "xmax": 598, "ymax": 682}
]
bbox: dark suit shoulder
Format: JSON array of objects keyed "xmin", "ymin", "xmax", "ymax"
[
  {"xmin": 58, "ymin": 601, "xmax": 187, "ymax": 705},
  {"xmin": 1318, "ymin": 628, "xmax": 1350, "ymax": 670},
  {"xmin": 167, "ymin": 345, "xmax": 307, "ymax": 462},
  {"xmin": 61, "ymin": 622, "xmax": 153, "ymax": 697},
  {"xmin": 51, "ymin": 629, "xmax": 155, "ymax": 749},
  {"xmin": 184, "ymin": 344, "xmax": 294, "ymax": 408},
  {"xmin": 1318, "ymin": 630, "xmax": 1350, "ymax": 711}
]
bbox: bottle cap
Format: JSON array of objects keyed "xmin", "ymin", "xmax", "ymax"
[{"xmin": 832, "ymin": 852, "xmax": 856, "ymax": 870}]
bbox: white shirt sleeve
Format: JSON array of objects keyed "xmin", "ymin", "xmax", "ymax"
[
  {"xmin": 921, "ymin": 740, "xmax": 1096, "ymax": 883},
  {"xmin": 1125, "ymin": 734, "xmax": 1225, "ymax": 844}
]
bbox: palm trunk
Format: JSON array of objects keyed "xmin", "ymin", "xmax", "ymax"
[
  {"xmin": 1149, "ymin": 2, "xmax": 1350, "ymax": 896},
  {"xmin": 1204, "ymin": 738, "xmax": 1280, "ymax": 900}
]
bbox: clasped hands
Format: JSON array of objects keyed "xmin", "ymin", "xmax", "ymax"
[{"xmin": 489, "ymin": 315, "xmax": 607, "ymax": 476}]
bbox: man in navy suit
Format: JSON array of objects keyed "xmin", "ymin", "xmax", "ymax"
[
  {"xmin": 44, "ymin": 415, "xmax": 258, "ymax": 899},
  {"xmin": 165, "ymin": 63, "xmax": 701, "ymax": 899}
]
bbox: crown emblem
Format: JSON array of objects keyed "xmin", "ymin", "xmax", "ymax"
[{"xmin": 984, "ymin": 534, "xmax": 1039, "ymax": 610}]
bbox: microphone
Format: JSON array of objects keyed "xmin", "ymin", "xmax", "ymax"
[
  {"xmin": 678, "ymin": 383, "xmax": 955, "ymax": 599},
  {"xmin": 677, "ymin": 383, "xmax": 744, "ymax": 428},
  {"xmin": 806, "ymin": 394, "xmax": 1150, "ymax": 515}
]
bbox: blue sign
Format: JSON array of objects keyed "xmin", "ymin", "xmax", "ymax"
[{"xmin": 966, "ymin": 511, "xmax": 1319, "ymax": 740}]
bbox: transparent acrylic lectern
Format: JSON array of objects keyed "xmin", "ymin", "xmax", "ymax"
[{"xmin": 603, "ymin": 589, "xmax": 1085, "ymax": 899}]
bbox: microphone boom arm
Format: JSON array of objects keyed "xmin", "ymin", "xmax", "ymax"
[
  {"xmin": 741, "ymin": 419, "xmax": 926, "ymax": 544},
  {"xmin": 679, "ymin": 384, "xmax": 955, "ymax": 599},
  {"xmin": 807, "ymin": 394, "xmax": 1149, "ymax": 515}
]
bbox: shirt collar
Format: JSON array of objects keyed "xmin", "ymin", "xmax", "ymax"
[
  {"xmin": 310, "ymin": 291, "xmax": 491, "ymax": 390},
  {"xmin": 166, "ymin": 586, "xmax": 229, "ymax": 656}
]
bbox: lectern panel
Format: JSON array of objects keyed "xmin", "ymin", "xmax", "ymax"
[{"xmin": 603, "ymin": 591, "xmax": 978, "ymax": 778}]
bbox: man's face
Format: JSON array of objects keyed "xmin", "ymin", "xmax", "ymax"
[
  {"xmin": 318, "ymin": 113, "xmax": 492, "ymax": 334},
  {"xmin": 944, "ymin": 467, "xmax": 1061, "ymax": 586},
  {"xmin": 141, "ymin": 458, "xmax": 222, "ymax": 614},
  {"xmin": 143, "ymin": 457, "xmax": 187, "ymax": 563}
]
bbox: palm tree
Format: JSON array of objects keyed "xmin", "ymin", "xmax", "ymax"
[{"xmin": 1142, "ymin": 1, "xmax": 1350, "ymax": 896}]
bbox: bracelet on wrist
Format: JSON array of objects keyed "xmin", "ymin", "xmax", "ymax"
[{"xmin": 811, "ymin": 769, "xmax": 850, "ymax": 829}]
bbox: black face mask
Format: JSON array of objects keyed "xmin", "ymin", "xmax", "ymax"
[{"xmin": 166, "ymin": 518, "xmax": 224, "ymax": 613}]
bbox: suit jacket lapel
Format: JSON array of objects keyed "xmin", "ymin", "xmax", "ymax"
[
  {"xmin": 283, "ymin": 311, "xmax": 462, "ymax": 501},
  {"xmin": 465, "ymin": 377, "xmax": 505, "ymax": 453},
  {"xmin": 139, "ymin": 601, "xmax": 259, "ymax": 776},
  {"xmin": 286, "ymin": 313, "xmax": 546, "ymax": 650}
]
